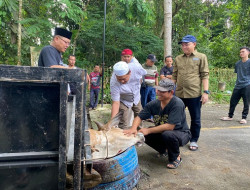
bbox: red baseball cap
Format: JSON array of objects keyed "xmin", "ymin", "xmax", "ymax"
[{"xmin": 121, "ymin": 49, "xmax": 133, "ymax": 56}]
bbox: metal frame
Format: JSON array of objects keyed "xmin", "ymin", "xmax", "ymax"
[{"xmin": 0, "ymin": 65, "xmax": 86, "ymax": 190}]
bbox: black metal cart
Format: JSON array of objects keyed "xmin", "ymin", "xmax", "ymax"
[{"xmin": 0, "ymin": 65, "xmax": 90, "ymax": 190}]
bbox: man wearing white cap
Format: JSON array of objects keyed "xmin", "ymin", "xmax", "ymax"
[{"xmin": 111, "ymin": 61, "xmax": 147, "ymax": 129}]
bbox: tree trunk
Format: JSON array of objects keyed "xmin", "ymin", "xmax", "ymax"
[
  {"xmin": 164, "ymin": 0, "xmax": 172, "ymax": 58},
  {"xmin": 17, "ymin": 0, "xmax": 22, "ymax": 66}
]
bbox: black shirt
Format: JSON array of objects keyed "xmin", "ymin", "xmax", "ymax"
[
  {"xmin": 138, "ymin": 96, "xmax": 189, "ymax": 131},
  {"xmin": 38, "ymin": 45, "xmax": 63, "ymax": 67},
  {"xmin": 160, "ymin": 66, "xmax": 173, "ymax": 76}
]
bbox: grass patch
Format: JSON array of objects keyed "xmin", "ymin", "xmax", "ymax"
[{"xmin": 209, "ymin": 68, "xmax": 236, "ymax": 103}]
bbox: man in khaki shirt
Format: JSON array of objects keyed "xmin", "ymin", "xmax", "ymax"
[{"xmin": 172, "ymin": 35, "xmax": 209, "ymax": 151}]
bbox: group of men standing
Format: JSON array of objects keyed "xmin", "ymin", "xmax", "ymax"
[
  {"xmin": 38, "ymin": 27, "xmax": 249, "ymax": 170},
  {"xmin": 111, "ymin": 34, "xmax": 209, "ymax": 169}
]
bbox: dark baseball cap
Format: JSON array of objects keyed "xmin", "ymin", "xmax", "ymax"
[
  {"xmin": 154, "ymin": 78, "xmax": 175, "ymax": 92},
  {"xmin": 178, "ymin": 35, "xmax": 196, "ymax": 44},
  {"xmin": 147, "ymin": 54, "xmax": 157, "ymax": 62}
]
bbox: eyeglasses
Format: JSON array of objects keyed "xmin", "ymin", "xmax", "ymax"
[{"xmin": 58, "ymin": 36, "xmax": 71, "ymax": 45}]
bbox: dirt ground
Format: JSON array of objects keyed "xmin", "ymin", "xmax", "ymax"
[{"xmin": 89, "ymin": 102, "xmax": 250, "ymax": 190}]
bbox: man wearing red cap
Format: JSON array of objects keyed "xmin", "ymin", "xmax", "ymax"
[
  {"xmin": 38, "ymin": 27, "xmax": 72, "ymax": 68},
  {"xmin": 119, "ymin": 49, "xmax": 145, "ymax": 126},
  {"xmin": 121, "ymin": 49, "xmax": 140, "ymax": 65}
]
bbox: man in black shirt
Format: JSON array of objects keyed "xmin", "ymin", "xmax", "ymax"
[
  {"xmin": 124, "ymin": 78, "xmax": 191, "ymax": 169},
  {"xmin": 38, "ymin": 27, "xmax": 72, "ymax": 68}
]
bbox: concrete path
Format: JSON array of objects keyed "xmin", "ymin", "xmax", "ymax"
[{"xmin": 135, "ymin": 103, "xmax": 250, "ymax": 190}]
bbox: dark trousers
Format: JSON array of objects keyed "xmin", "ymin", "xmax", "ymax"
[
  {"xmin": 140, "ymin": 86, "xmax": 156, "ymax": 108},
  {"xmin": 181, "ymin": 96, "xmax": 202, "ymax": 142},
  {"xmin": 90, "ymin": 88, "xmax": 100, "ymax": 109},
  {"xmin": 229, "ymin": 85, "xmax": 250, "ymax": 119},
  {"xmin": 145, "ymin": 130, "xmax": 191, "ymax": 162}
]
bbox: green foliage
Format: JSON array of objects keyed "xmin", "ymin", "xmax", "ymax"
[
  {"xmin": 226, "ymin": 0, "xmax": 250, "ymax": 46},
  {"xmin": 209, "ymin": 34, "xmax": 240, "ymax": 68},
  {"xmin": 0, "ymin": 0, "xmax": 18, "ymax": 65},
  {"xmin": 74, "ymin": 8, "xmax": 163, "ymax": 69},
  {"xmin": 102, "ymin": 84, "xmax": 112, "ymax": 104},
  {"xmin": 0, "ymin": 0, "xmax": 18, "ymax": 12},
  {"xmin": 114, "ymin": 0, "xmax": 155, "ymax": 25},
  {"xmin": 209, "ymin": 68, "xmax": 236, "ymax": 103},
  {"xmin": 171, "ymin": 0, "xmax": 249, "ymax": 68},
  {"xmin": 211, "ymin": 92, "xmax": 231, "ymax": 104},
  {"xmin": 0, "ymin": 0, "xmax": 249, "ymax": 73},
  {"xmin": 0, "ymin": 0, "xmax": 86, "ymax": 65}
]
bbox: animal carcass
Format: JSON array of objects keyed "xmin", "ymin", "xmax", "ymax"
[
  {"xmin": 67, "ymin": 112, "xmax": 144, "ymax": 189},
  {"xmin": 89, "ymin": 112, "xmax": 144, "ymax": 160}
]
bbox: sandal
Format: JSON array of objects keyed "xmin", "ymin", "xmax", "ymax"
[
  {"xmin": 240, "ymin": 119, "xmax": 247, "ymax": 124},
  {"xmin": 220, "ymin": 116, "xmax": 233, "ymax": 121},
  {"xmin": 167, "ymin": 157, "xmax": 182, "ymax": 169},
  {"xmin": 189, "ymin": 142, "xmax": 198, "ymax": 151}
]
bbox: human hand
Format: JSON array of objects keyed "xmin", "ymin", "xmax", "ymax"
[
  {"xmin": 201, "ymin": 93, "xmax": 209, "ymax": 104},
  {"xmin": 123, "ymin": 128, "xmax": 138, "ymax": 137},
  {"xmin": 138, "ymin": 128, "xmax": 150, "ymax": 136}
]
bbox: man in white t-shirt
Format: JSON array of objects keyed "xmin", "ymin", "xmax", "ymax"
[{"xmin": 110, "ymin": 61, "xmax": 146, "ymax": 129}]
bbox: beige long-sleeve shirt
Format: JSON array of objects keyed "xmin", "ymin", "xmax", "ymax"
[{"xmin": 172, "ymin": 50, "xmax": 209, "ymax": 98}]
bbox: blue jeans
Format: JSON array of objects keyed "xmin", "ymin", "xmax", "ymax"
[
  {"xmin": 180, "ymin": 96, "xmax": 202, "ymax": 142},
  {"xmin": 140, "ymin": 86, "xmax": 156, "ymax": 108},
  {"xmin": 90, "ymin": 88, "xmax": 100, "ymax": 109}
]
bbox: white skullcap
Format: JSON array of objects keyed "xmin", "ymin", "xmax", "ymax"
[{"xmin": 113, "ymin": 61, "xmax": 129, "ymax": 76}]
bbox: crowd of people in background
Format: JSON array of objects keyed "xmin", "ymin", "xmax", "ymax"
[{"xmin": 38, "ymin": 27, "xmax": 249, "ymax": 170}]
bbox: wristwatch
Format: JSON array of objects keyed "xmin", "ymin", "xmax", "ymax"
[{"xmin": 203, "ymin": 90, "xmax": 210, "ymax": 94}]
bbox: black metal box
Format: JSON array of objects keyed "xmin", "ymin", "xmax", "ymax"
[{"xmin": 0, "ymin": 65, "xmax": 86, "ymax": 190}]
